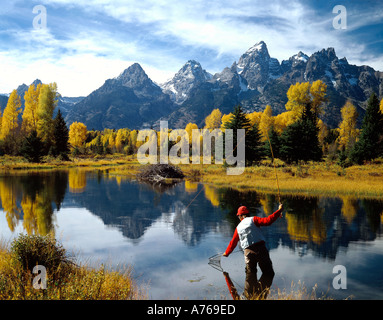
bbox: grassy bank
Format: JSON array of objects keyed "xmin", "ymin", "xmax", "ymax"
[
  {"xmin": 2, "ymin": 155, "xmax": 383, "ymax": 198},
  {"xmin": 0, "ymin": 235, "xmax": 147, "ymax": 300},
  {"xmin": 0, "ymin": 154, "xmax": 138, "ymax": 171},
  {"xmin": 180, "ymin": 160, "xmax": 383, "ymax": 199}
]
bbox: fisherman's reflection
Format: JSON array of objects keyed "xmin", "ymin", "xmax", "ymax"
[
  {"xmin": 223, "ymin": 261, "xmax": 274, "ymax": 300},
  {"xmin": 222, "ymin": 204, "xmax": 282, "ymax": 299}
]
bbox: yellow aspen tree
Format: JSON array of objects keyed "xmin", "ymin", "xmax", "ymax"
[
  {"xmin": 247, "ymin": 111, "xmax": 262, "ymax": 127},
  {"xmin": 274, "ymin": 111, "xmax": 294, "ymax": 134},
  {"xmin": 310, "ymin": 80, "xmax": 327, "ymax": 118},
  {"xmin": 185, "ymin": 122, "xmax": 198, "ymax": 143},
  {"xmin": 204, "ymin": 108, "xmax": 222, "ymax": 129},
  {"xmin": 285, "ymin": 80, "xmax": 327, "ymax": 122},
  {"xmin": 285, "ymin": 82, "xmax": 311, "ymax": 121},
  {"xmin": 220, "ymin": 113, "xmax": 233, "ymax": 131},
  {"xmin": 115, "ymin": 128, "xmax": 130, "ymax": 152},
  {"xmin": 337, "ymin": 101, "xmax": 358, "ymax": 151},
  {"xmin": 129, "ymin": 130, "xmax": 138, "ymax": 152},
  {"xmin": 1, "ymin": 89, "xmax": 21, "ymax": 141},
  {"xmin": 380, "ymin": 98, "xmax": 383, "ymax": 114},
  {"xmin": 68, "ymin": 121, "xmax": 87, "ymax": 148},
  {"xmin": 36, "ymin": 83, "xmax": 58, "ymax": 144},
  {"xmin": 259, "ymin": 105, "xmax": 274, "ymax": 141},
  {"xmin": 317, "ymin": 119, "xmax": 329, "ymax": 152},
  {"xmin": 108, "ymin": 132, "xmax": 116, "ymax": 151},
  {"xmin": 22, "ymin": 83, "xmax": 42, "ymax": 134}
]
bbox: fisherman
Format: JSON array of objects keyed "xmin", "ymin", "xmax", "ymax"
[{"xmin": 223, "ymin": 203, "xmax": 283, "ymax": 299}]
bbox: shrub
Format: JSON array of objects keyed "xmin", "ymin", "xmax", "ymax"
[{"xmin": 10, "ymin": 234, "xmax": 74, "ymax": 283}]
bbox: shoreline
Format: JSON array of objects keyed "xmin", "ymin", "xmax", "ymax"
[{"xmin": 1, "ymin": 155, "xmax": 383, "ymax": 199}]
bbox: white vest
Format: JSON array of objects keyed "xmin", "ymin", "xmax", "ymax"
[{"xmin": 237, "ymin": 217, "xmax": 265, "ymax": 249}]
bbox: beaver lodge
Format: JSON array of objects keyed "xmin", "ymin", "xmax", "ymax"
[{"xmin": 136, "ymin": 164, "xmax": 185, "ymax": 185}]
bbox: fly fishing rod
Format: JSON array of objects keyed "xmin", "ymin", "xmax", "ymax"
[
  {"xmin": 265, "ymin": 129, "xmax": 281, "ymax": 205},
  {"xmin": 184, "ymin": 125, "xmax": 282, "ymax": 211}
]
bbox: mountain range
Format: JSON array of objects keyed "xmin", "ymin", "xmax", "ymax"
[{"xmin": 1, "ymin": 41, "xmax": 382, "ymax": 130}]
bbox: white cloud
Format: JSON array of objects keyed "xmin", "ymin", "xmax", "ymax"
[{"xmin": 1, "ymin": 0, "xmax": 381, "ymax": 96}]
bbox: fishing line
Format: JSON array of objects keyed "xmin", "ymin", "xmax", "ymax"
[
  {"xmin": 183, "ymin": 127, "xmax": 248, "ymax": 211},
  {"xmin": 265, "ymin": 129, "xmax": 281, "ymax": 204}
]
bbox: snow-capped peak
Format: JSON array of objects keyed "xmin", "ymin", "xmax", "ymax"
[
  {"xmin": 160, "ymin": 60, "xmax": 212, "ymax": 104},
  {"xmin": 245, "ymin": 41, "xmax": 267, "ymax": 55},
  {"xmin": 292, "ymin": 51, "xmax": 309, "ymax": 63}
]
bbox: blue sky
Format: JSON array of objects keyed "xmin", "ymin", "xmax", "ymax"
[{"xmin": 0, "ymin": 0, "xmax": 382, "ymax": 97}]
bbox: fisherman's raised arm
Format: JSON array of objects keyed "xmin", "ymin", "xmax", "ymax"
[{"xmin": 253, "ymin": 203, "xmax": 283, "ymax": 226}]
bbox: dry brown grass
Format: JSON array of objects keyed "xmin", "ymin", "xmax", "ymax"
[{"xmin": 0, "ymin": 235, "xmax": 147, "ymax": 300}]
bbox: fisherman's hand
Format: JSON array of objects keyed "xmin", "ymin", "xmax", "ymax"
[
  {"xmin": 222, "ymin": 253, "xmax": 228, "ymax": 257},
  {"xmin": 278, "ymin": 203, "xmax": 283, "ymax": 217}
]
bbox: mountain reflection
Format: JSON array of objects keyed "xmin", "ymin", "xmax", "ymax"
[{"xmin": 0, "ymin": 170, "xmax": 382, "ymax": 260}]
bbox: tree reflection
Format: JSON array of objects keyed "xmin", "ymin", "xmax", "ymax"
[
  {"xmin": 0, "ymin": 178, "xmax": 20, "ymax": 232},
  {"xmin": 282, "ymin": 197, "xmax": 326, "ymax": 244},
  {"xmin": 0, "ymin": 171, "xmax": 68, "ymax": 235},
  {"xmin": 340, "ymin": 196, "xmax": 359, "ymax": 224},
  {"xmin": 68, "ymin": 169, "xmax": 87, "ymax": 193}
]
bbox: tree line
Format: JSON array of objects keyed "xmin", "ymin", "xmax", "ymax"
[
  {"xmin": 202, "ymin": 80, "xmax": 383, "ymax": 166},
  {"xmin": 1, "ymin": 80, "xmax": 382, "ymax": 166}
]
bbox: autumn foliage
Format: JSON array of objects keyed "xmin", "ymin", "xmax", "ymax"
[{"xmin": 0, "ymin": 79, "xmax": 382, "ymax": 166}]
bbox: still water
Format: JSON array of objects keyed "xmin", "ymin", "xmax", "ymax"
[{"xmin": 0, "ymin": 169, "xmax": 382, "ymax": 300}]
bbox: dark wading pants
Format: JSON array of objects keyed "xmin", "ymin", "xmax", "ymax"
[{"xmin": 244, "ymin": 242, "xmax": 275, "ymax": 299}]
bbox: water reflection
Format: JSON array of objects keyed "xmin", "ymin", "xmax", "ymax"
[
  {"xmin": 0, "ymin": 170, "xmax": 382, "ymax": 261},
  {"xmin": 0, "ymin": 172, "xmax": 67, "ymax": 235},
  {"xmin": 68, "ymin": 169, "xmax": 87, "ymax": 193}
]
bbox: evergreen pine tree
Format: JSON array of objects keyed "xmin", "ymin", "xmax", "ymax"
[
  {"xmin": 349, "ymin": 92, "xmax": 383, "ymax": 164},
  {"xmin": 20, "ymin": 130, "xmax": 44, "ymax": 163},
  {"xmin": 264, "ymin": 126, "xmax": 281, "ymax": 159},
  {"xmin": 223, "ymin": 105, "xmax": 251, "ymax": 131},
  {"xmin": 279, "ymin": 103, "xmax": 322, "ymax": 164},
  {"xmin": 223, "ymin": 105, "xmax": 251, "ymax": 158},
  {"xmin": 52, "ymin": 109, "xmax": 70, "ymax": 160},
  {"xmin": 245, "ymin": 122, "xmax": 264, "ymax": 165}
]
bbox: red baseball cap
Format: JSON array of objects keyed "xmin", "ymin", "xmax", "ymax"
[{"xmin": 237, "ymin": 206, "xmax": 249, "ymax": 216}]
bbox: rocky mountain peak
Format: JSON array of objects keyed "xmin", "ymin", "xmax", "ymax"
[
  {"xmin": 237, "ymin": 41, "xmax": 270, "ymax": 72},
  {"xmin": 244, "ymin": 41, "xmax": 268, "ymax": 55},
  {"xmin": 59, "ymin": 40, "xmax": 381, "ymax": 131},
  {"xmin": 292, "ymin": 51, "xmax": 309, "ymax": 64},
  {"xmin": 115, "ymin": 63, "xmax": 154, "ymax": 88},
  {"xmin": 160, "ymin": 60, "xmax": 212, "ymax": 104},
  {"xmin": 236, "ymin": 41, "xmax": 281, "ymax": 90},
  {"xmin": 179, "ymin": 60, "xmax": 211, "ymax": 79}
]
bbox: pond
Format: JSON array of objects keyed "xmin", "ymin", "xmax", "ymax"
[{"xmin": 0, "ymin": 169, "xmax": 382, "ymax": 300}]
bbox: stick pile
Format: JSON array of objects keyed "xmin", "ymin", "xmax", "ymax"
[{"xmin": 136, "ymin": 164, "xmax": 185, "ymax": 184}]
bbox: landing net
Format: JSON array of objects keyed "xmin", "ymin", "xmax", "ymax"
[{"xmin": 208, "ymin": 252, "xmax": 224, "ymax": 272}]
